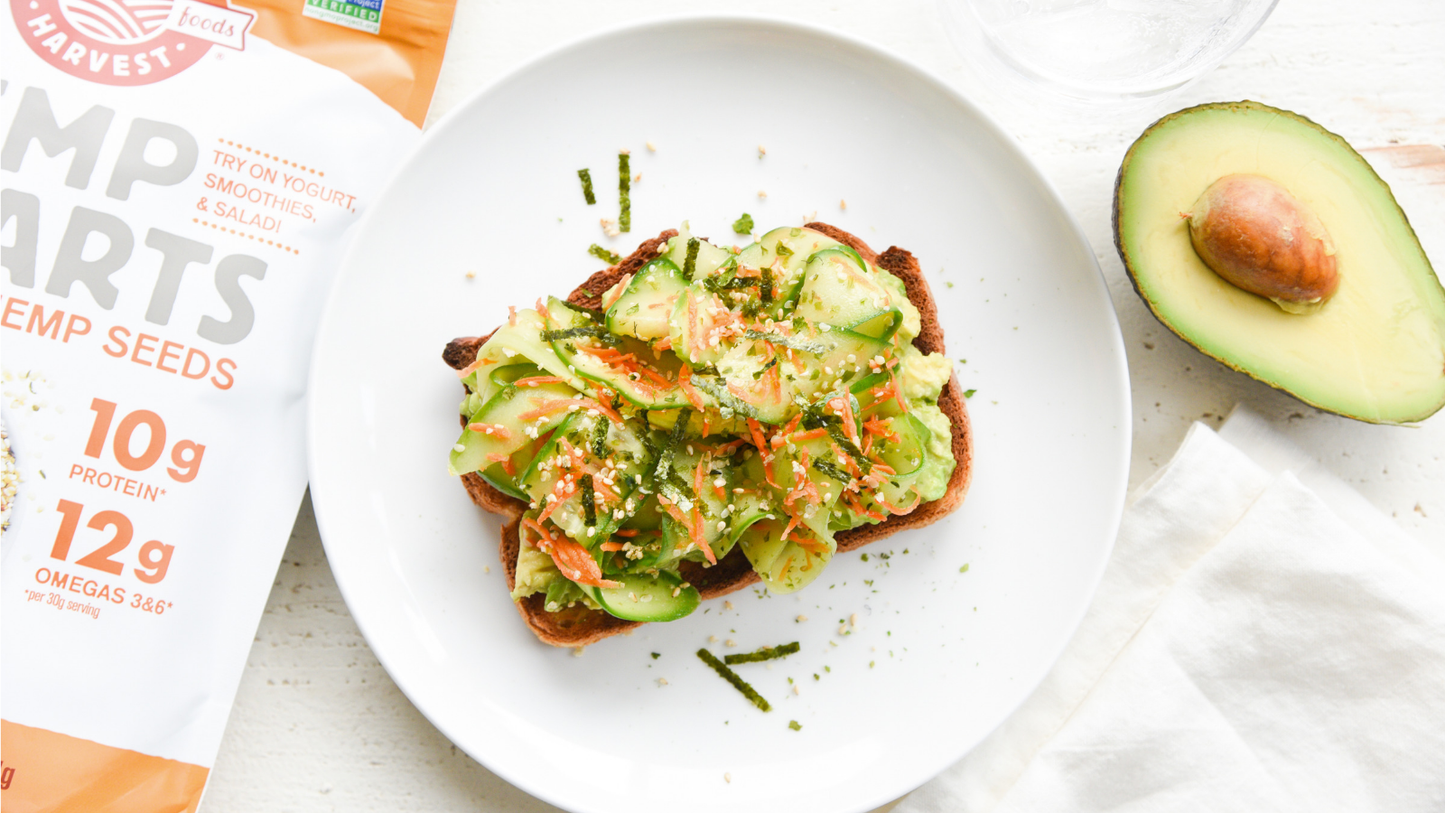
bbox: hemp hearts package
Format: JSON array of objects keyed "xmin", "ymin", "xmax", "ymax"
[{"xmin": 1, "ymin": 0, "xmax": 456, "ymax": 807}]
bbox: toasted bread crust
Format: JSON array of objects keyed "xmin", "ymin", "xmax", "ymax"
[{"xmin": 443, "ymin": 224, "xmax": 972, "ymax": 646}]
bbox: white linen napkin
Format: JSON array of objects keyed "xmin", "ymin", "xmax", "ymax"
[{"xmin": 898, "ymin": 406, "xmax": 1445, "ymax": 813}]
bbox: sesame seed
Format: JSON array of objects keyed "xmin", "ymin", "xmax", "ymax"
[
  {"xmin": 724, "ymin": 601, "xmax": 734, "ymax": 610},
  {"xmin": 725, "ymin": 639, "xmax": 737, "ymax": 647},
  {"xmin": 646, "ymin": 140, "xmax": 657, "ymax": 151},
  {"xmin": 657, "ymin": 677, "xmax": 669, "ymax": 686},
  {"xmin": 725, "ymin": 772, "xmax": 732, "ymax": 783},
  {"xmin": 796, "ymin": 615, "xmax": 808, "ymax": 622}
]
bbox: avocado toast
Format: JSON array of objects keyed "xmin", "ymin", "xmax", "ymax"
[{"xmin": 442, "ymin": 223, "xmax": 973, "ymax": 646}]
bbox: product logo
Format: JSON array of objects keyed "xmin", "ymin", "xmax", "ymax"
[{"xmin": 12, "ymin": 0, "xmax": 256, "ymax": 85}]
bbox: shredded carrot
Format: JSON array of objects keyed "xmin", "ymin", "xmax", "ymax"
[
  {"xmin": 614, "ymin": 528, "xmax": 639, "ymax": 538},
  {"xmin": 599, "ymin": 541, "xmax": 625, "ymax": 552},
  {"xmin": 746, "ymin": 418, "xmax": 778, "ymax": 487},
  {"xmin": 548, "ymin": 533, "xmax": 620, "ymax": 588},
  {"xmin": 694, "ymin": 458, "xmax": 709, "ymax": 504},
  {"xmin": 678, "ymin": 365, "xmax": 706, "ymax": 411},
  {"xmin": 687, "ymin": 292, "xmax": 700, "ymax": 356},
  {"xmin": 517, "ymin": 399, "xmax": 576, "ymax": 421},
  {"xmin": 507, "ymin": 305, "xmax": 519, "ymax": 327},
  {"xmin": 500, "ymin": 457, "xmax": 516, "ymax": 476},
  {"xmin": 659, "ymin": 498, "xmax": 715, "ymax": 564},
  {"xmin": 522, "ymin": 517, "xmax": 552, "ymax": 547},
  {"xmin": 456, "ymin": 355, "xmax": 499, "ymax": 379},
  {"xmin": 791, "ymin": 427, "xmax": 827, "ymax": 443},
  {"xmin": 535, "ymin": 298, "xmax": 551, "ymax": 323},
  {"xmin": 772, "ymin": 415, "xmax": 802, "ymax": 449},
  {"xmin": 844, "ymin": 493, "xmax": 887, "ymax": 521},
  {"xmin": 693, "ymin": 508, "xmax": 714, "ymax": 564},
  {"xmin": 600, "ymin": 273, "xmax": 633, "ymax": 310},
  {"xmin": 875, "ymin": 492, "xmax": 922, "ymax": 516},
  {"xmin": 485, "ymin": 452, "xmax": 509, "ymax": 463},
  {"xmin": 468, "ymin": 422, "xmax": 513, "ymax": 440},
  {"xmin": 864, "ymin": 417, "xmax": 899, "ymax": 443},
  {"xmin": 654, "ymin": 336, "xmax": 673, "ymax": 351},
  {"xmin": 592, "ymin": 476, "xmax": 620, "ymax": 502},
  {"xmin": 514, "ymin": 376, "xmax": 565, "ymax": 388}
]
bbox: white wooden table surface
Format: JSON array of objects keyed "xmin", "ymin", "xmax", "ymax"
[{"xmin": 204, "ymin": 1, "xmax": 1444, "ymax": 810}]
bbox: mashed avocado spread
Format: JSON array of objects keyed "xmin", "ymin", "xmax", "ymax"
[{"xmin": 449, "ymin": 225, "xmax": 956, "ymax": 623}]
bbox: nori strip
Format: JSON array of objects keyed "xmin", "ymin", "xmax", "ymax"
[
  {"xmin": 751, "ymin": 357, "xmax": 779, "ymax": 380},
  {"xmin": 683, "ymin": 237, "xmax": 700, "ymax": 281},
  {"xmin": 579, "ymin": 474, "xmax": 597, "ymax": 527},
  {"xmin": 697, "ymin": 648, "xmax": 771, "ymax": 712},
  {"xmin": 811, "ymin": 459, "xmax": 852, "ymax": 483},
  {"xmin": 578, "ymin": 169, "xmax": 596, "ymax": 205},
  {"xmin": 618, "ymin": 153, "xmax": 631, "ymax": 233},
  {"xmin": 589, "ymin": 244, "xmax": 622, "ymax": 264},
  {"xmin": 650, "ymin": 408, "xmax": 692, "ymax": 487},
  {"xmin": 703, "ymin": 276, "xmax": 760, "ymax": 293},
  {"xmin": 826, "ymin": 424, "xmax": 873, "ymax": 474},
  {"xmin": 540, "ymin": 326, "xmax": 621, "ymax": 345},
  {"xmin": 760, "ymin": 267, "xmax": 774, "ymax": 303},
  {"xmin": 592, "ymin": 419, "xmax": 609, "ymax": 459},
  {"xmin": 724, "ymin": 641, "xmax": 800, "ymax": 665}
]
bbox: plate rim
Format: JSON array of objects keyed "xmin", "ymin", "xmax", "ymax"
[{"xmin": 307, "ymin": 12, "xmax": 1132, "ymax": 812}]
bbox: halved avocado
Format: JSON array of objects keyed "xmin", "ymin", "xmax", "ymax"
[{"xmin": 1113, "ymin": 101, "xmax": 1445, "ymax": 424}]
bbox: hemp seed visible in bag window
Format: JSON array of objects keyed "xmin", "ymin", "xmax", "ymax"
[{"xmin": 0, "ymin": 0, "xmax": 457, "ymax": 808}]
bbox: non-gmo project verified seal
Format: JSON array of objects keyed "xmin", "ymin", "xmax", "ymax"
[{"xmin": 302, "ymin": 0, "xmax": 384, "ymax": 34}]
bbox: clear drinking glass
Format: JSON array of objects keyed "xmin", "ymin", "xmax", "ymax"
[{"xmin": 939, "ymin": 0, "xmax": 1279, "ymax": 108}]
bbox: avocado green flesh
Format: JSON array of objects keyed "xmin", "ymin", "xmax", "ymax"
[{"xmin": 1115, "ymin": 101, "xmax": 1445, "ymax": 424}]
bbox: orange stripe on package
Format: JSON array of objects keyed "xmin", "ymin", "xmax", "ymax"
[{"xmin": 0, "ymin": 0, "xmax": 456, "ymax": 807}]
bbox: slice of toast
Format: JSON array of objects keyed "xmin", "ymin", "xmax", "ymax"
[{"xmin": 443, "ymin": 224, "xmax": 973, "ymax": 646}]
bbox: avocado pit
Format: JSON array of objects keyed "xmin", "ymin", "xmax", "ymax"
[{"xmin": 1186, "ymin": 174, "xmax": 1339, "ymax": 314}]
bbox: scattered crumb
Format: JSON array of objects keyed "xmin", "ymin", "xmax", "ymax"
[
  {"xmin": 483, "ymin": 565, "xmax": 490, "ymax": 574},
  {"xmin": 646, "ymin": 140, "xmax": 657, "ymax": 152},
  {"xmin": 758, "ymin": 190, "xmax": 767, "ymax": 199},
  {"xmin": 796, "ymin": 614, "xmax": 808, "ymax": 623},
  {"xmin": 633, "ymin": 173, "xmax": 642, "ymax": 183},
  {"xmin": 1417, "ymin": 503, "xmax": 1428, "ymax": 517},
  {"xmin": 725, "ymin": 639, "xmax": 737, "ymax": 648},
  {"xmin": 724, "ymin": 601, "xmax": 734, "ymax": 610},
  {"xmin": 657, "ymin": 677, "xmax": 669, "ymax": 686},
  {"xmin": 724, "ymin": 772, "xmax": 732, "ymax": 784},
  {"xmin": 600, "ymin": 218, "xmax": 620, "ymax": 237},
  {"xmin": 840, "ymin": 199, "xmax": 847, "ymax": 210},
  {"xmin": 959, "ymin": 563, "xmax": 969, "ymax": 573},
  {"xmin": 757, "ymin": 145, "xmax": 766, "ymax": 158},
  {"xmin": 792, "ymin": 684, "xmax": 800, "ymax": 696},
  {"xmin": 651, "ymin": 652, "xmax": 660, "ymax": 659},
  {"xmin": 803, "ymin": 211, "xmax": 817, "ymax": 223},
  {"xmin": 571, "ymin": 647, "xmax": 585, "ymax": 657},
  {"xmin": 709, "ymin": 635, "xmax": 718, "ymax": 643},
  {"xmin": 619, "ymin": 148, "xmax": 631, "ymax": 155},
  {"xmin": 465, "ymin": 270, "xmax": 475, "ymax": 279},
  {"xmin": 789, "ymin": 720, "xmax": 802, "ymax": 731}
]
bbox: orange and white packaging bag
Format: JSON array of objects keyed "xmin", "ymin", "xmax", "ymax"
[{"xmin": 0, "ymin": 0, "xmax": 456, "ymax": 808}]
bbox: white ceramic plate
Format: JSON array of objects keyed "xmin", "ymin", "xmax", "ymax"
[{"xmin": 309, "ymin": 16, "xmax": 1129, "ymax": 813}]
